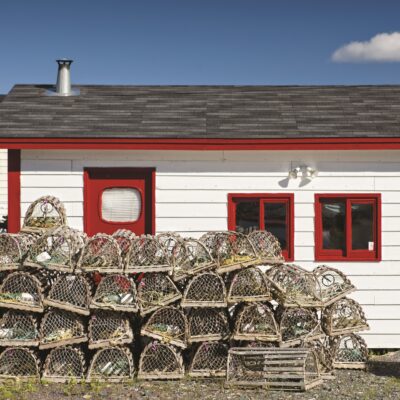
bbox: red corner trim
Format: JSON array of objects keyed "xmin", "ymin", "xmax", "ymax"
[
  {"xmin": 7, "ymin": 149, "xmax": 21, "ymax": 233},
  {"xmin": 1, "ymin": 137, "xmax": 400, "ymax": 150}
]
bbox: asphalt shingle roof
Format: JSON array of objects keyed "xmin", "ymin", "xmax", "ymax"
[{"xmin": 0, "ymin": 84, "xmax": 400, "ymax": 138}]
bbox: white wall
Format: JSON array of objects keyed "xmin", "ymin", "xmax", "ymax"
[
  {"xmin": 0, "ymin": 149, "xmax": 7, "ymax": 218},
  {"xmin": 20, "ymin": 149, "xmax": 400, "ymax": 348}
]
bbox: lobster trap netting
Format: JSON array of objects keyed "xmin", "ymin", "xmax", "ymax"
[
  {"xmin": 313, "ymin": 266, "xmax": 356, "ymax": 306},
  {"xmin": 301, "ymin": 338, "xmax": 333, "ymax": 375},
  {"xmin": 247, "ymin": 230, "xmax": 284, "ymax": 264},
  {"xmin": 156, "ymin": 232, "xmax": 182, "ymax": 262},
  {"xmin": 22, "ymin": 196, "xmax": 67, "ymax": 234},
  {"xmin": 0, "ymin": 347, "xmax": 40, "ymax": 380},
  {"xmin": 0, "ymin": 311, "xmax": 39, "ymax": 346},
  {"xmin": 181, "ymin": 272, "xmax": 227, "ymax": 308},
  {"xmin": 266, "ymin": 264, "xmax": 320, "ymax": 307},
  {"xmin": 226, "ymin": 348, "xmax": 322, "ymax": 391},
  {"xmin": 87, "ymin": 346, "xmax": 134, "ymax": 382},
  {"xmin": 126, "ymin": 235, "xmax": 171, "ymax": 273},
  {"xmin": 330, "ymin": 334, "xmax": 368, "ymax": 369},
  {"xmin": 112, "ymin": 229, "xmax": 136, "ymax": 264},
  {"xmin": 233, "ymin": 303, "xmax": 280, "ymax": 342},
  {"xmin": 78, "ymin": 234, "xmax": 122, "ymax": 273},
  {"xmin": 91, "ymin": 274, "xmax": 138, "ymax": 312},
  {"xmin": 88, "ymin": 311, "xmax": 133, "ymax": 349},
  {"xmin": 0, "ymin": 271, "xmax": 44, "ymax": 312},
  {"xmin": 137, "ymin": 273, "xmax": 182, "ymax": 316},
  {"xmin": 44, "ymin": 274, "xmax": 92, "ymax": 316},
  {"xmin": 189, "ymin": 341, "xmax": 228, "ymax": 377},
  {"xmin": 279, "ymin": 307, "xmax": 324, "ymax": 347},
  {"xmin": 39, "ymin": 309, "xmax": 87, "ymax": 349},
  {"xmin": 43, "ymin": 346, "xmax": 86, "ymax": 382},
  {"xmin": 188, "ymin": 308, "xmax": 230, "ymax": 343},
  {"xmin": 24, "ymin": 226, "xmax": 86, "ymax": 272},
  {"xmin": 227, "ymin": 267, "xmax": 272, "ymax": 304},
  {"xmin": 171, "ymin": 238, "xmax": 215, "ymax": 281},
  {"xmin": 141, "ymin": 306, "xmax": 188, "ymax": 348},
  {"xmin": 138, "ymin": 341, "xmax": 184, "ymax": 380},
  {"xmin": 322, "ymin": 298, "xmax": 369, "ymax": 336},
  {"xmin": 200, "ymin": 231, "xmax": 258, "ymax": 274},
  {"xmin": 0, "ymin": 233, "xmax": 36, "ymax": 270}
]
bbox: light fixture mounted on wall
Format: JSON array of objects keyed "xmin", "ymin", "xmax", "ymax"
[{"xmin": 288, "ymin": 165, "xmax": 318, "ymax": 180}]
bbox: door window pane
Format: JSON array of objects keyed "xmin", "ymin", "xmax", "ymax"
[
  {"xmin": 235, "ymin": 201, "xmax": 260, "ymax": 234},
  {"xmin": 102, "ymin": 188, "xmax": 141, "ymax": 222},
  {"xmin": 322, "ymin": 201, "xmax": 346, "ymax": 250},
  {"xmin": 352, "ymin": 203, "xmax": 374, "ymax": 250},
  {"xmin": 264, "ymin": 202, "xmax": 287, "ymax": 249}
]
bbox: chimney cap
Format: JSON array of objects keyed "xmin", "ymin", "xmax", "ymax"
[{"xmin": 56, "ymin": 59, "xmax": 73, "ymax": 65}]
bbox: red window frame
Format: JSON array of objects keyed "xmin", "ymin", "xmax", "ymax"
[
  {"xmin": 228, "ymin": 193, "xmax": 294, "ymax": 261},
  {"xmin": 315, "ymin": 193, "xmax": 381, "ymax": 262}
]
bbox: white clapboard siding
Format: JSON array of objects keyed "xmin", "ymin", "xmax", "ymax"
[
  {"xmin": 20, "ymin": 149, "xmax": 400, "ymax": 348},
  {"xmin": 0, "ymin": 150, "xmax": 7, "ymax": 218}
]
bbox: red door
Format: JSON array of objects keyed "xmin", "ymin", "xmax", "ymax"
[{"xmin": 84, "ymin": 168, "xmax": 155, "ymax": 236}]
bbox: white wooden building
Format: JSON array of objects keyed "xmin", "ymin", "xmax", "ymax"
[{"xmin": 0, "ymin": 64, "xmax": 400, "ymax": 348}]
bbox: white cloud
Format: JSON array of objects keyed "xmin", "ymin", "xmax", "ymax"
[{"xmin": 332, "ymin": 32, "xmax": 400, "ymax": 62}]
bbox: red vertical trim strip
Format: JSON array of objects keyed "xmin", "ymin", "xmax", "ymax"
[
  {"xmin": 7, "ymin": 149, "xmax": 21, "ymax": 233},
  {"xmin": 151, "ymin": 168, "xmax": 156, "ymax": 235}
]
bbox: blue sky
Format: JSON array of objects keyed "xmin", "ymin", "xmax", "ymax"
[{"xmin": 1, "ymin": 0, "xmax": 400, "ymax": 93}]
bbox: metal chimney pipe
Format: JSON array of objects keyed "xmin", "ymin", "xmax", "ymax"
[{"xmin": 56, "ymin": 59, "xmax": 73, "ymax": 96}]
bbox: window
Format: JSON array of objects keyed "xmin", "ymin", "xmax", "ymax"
[
  {"xmin": 315, "ymin": 194, "xmax": 381, "ymax": 261},
  {"xmin": 101, "ymin": 187, "xmax": 142, "ymax": 223},
  {"xmin": 228, "ymin": 194, "xmax": 294, "ymax": 261}
]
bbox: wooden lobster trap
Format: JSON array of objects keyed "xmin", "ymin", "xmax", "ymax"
[
  {"xmin": 42, "ymin": 346, "xmax": 86, "ymax": 383},
  {"xmin": 39, "ymin": 309, "xmax": 87, "ymax": 350},
  {"xmin": 322, "ymin": 298, "xmax": 369, "ymax": 337},
  {"xmin": 24, "ymin": 226, "xmax": 86, "ymax": 273},
  {"xmin": 141, "ymin": 306, "xmax": 188, "ymax": 349},
  {"xmin": 171, "ymin": 238, "xmax": 215, "ymax": 282},
  {"xmin": 88, "ymin": 311, "xmax": 133, "ymax": 349},
  {"xmin": 137, "ymin": 273, "xmax": 182, "ymax": 316},
  {"xmin": 188, "ymin": 308, "xmax": 230, "ymax": 343},
  {"xmin": 0, "ymin": 271, "xmax": 44, "ymax": 313},
  {"xmin": 278, "ymin": 307, "xmax": 325, "ymax": 347},
  {"xmin": 156, "ymin": 232, "xmax": 182, "ymax": 263},
  {"xmin": 227, "ymin": 266, "xmax": 272, "ymax": 304},
  {"xmin": 188, "ymin": 341, "xmax": 228, "ymax": 378},
  {"xmin": 313, "ymin": 266, "xmax": 356, "ymax": 307},
  {"xmin": 90, "ymin": 274, "xmax": 138, "ymax": 312},
  {"xmin": 200, "ymin": 231, "xmax": 258, "ymax": 274},
  {"xmin": 78, "ymin": 234, "xmax": 122, "ymax": 274},
  {"xmin": 87, "ymin": 346, "xmax": 134, "ymax": 382},
  {"xmin": 299, "ymin": 338, "xmax": 334, "ymax": 379},
  {"xmin": 0, "ymin": 311, "xmax": 39, "ymax": 347},
  {"xmin": 125, "ymin": 235, "xmax": 172, "ymax": 273},
  {"xmin": 330, "ymin": 334, "xmax": 368, "ymax": 369},
  {"xmin": 44, "ymin": 274, "xmax": 92, "ymax": 316},
  {"xmin": 0, "ymin": 310, "xmax": 39, "ymax": 347},
  {"xmin": 247, "ymin": 230, "xmax": 285, "ymax": 265},
  {"xmin": 181, "ymin": 272, "xmax": 227, "ymax": 308},
  {"xmin": 112, "ymin": 229, "xmax": 136, "ymax": 265},
  {"xmin": 138, "ymin": 341, "xmax": 184, "ymax": 380},
  {"xmin": 0, "ymin": 347, "xmax": 40, "ymax": 381},
  {"xmin": 0, "ymin": 233, "xmax": 36, "ymax": 271},
  {"xmin": 266, "ymin": 264, "xmax": 321, "ymax": 307},
  {"xmin": 232, "ymin": 303, "xmax": 280, "ymax": 342},
  {"xmin": 125, "ymin": 235, "xmax": 171, "ymax": 273},
  {"xmin": 226, "ymin": 347, "xmax": 323, "ymax": 391},
  {"xmin": 22, "ymin": 196, "xmax": 67, "ymax": 234}
]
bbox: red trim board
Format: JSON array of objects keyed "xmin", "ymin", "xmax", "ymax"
[
  {"xmin": 7, "ymin": 149, "xmax": 21, "ymax": 233},
  {"xmin": 1, "ymin": 137, "xmax": 400, "ymax": 150}
]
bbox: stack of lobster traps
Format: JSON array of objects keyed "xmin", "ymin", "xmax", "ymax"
[{"xmin": 0, "ymin": 196, "xmax": 370, "ymax": 391}]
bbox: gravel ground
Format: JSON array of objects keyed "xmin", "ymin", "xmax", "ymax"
[{"xmin": 1, "ymin": 370, "xmax": 400, "ymax": 400}]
